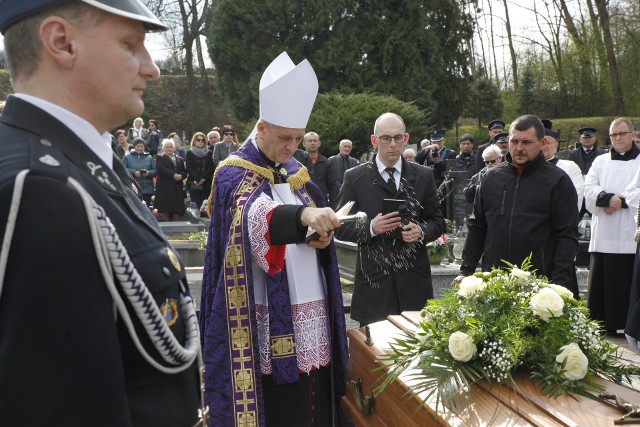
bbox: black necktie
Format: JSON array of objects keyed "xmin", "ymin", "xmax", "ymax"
[
  {"xmin": 585, "ymin": 149, "xmax": 592, "ymax": 155},
  {"xmin": 385, "ymin": 167, "xmax": 396, "ymax": 192}
]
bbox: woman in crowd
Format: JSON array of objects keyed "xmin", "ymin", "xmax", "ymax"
[
  {"xmin": 127, "ymin": 117, "xmax": 150, "ymax": 147},
  {"xmin": 114, "ymin": 129, "xmax": 132, "ymax": 159},
  {"xmin": 167, "ymin": 132, "xmax": 187, "ymax": 159},
  {"xmin": 147, "ymin": 119, "xmax": 164, "ymax": 157},
  {"xmin": 186, "ymin": 132, "xmax": 215, "ymax": 213},
  {"xmin": 155, "ymin": 139, "xmax": 187, "ymax": 221},
  {"xmin": 123, "ymin": 138, "xmax": 157, "ymax": 207}
]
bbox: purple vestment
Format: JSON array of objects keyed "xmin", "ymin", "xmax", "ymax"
[{"xmin": 199, "ymin": 140, "xmax": 349, "ymax": 426}]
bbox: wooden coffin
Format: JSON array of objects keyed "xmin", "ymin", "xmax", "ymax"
[{"xmin": 342, "ymin": 311, "xmax": 640, "ymax": 426}]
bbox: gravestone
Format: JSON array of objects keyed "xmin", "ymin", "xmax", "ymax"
[{"xmin": 444, "ymin": 167, "xmax": 473, "ymax": 226}]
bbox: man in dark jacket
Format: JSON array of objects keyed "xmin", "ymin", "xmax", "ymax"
[
  {"xmin": 303, "ymin": 131, "xmax": 339, "ymax": 206},
  {"xmin": 335, "ymin": 112, "xmax": 446, "ymax": 325},
  {"xmin": 328, "ymin": 139, "xmax": 359, "ymax": 208},
  {"xmin": 0, "ymin": 2, "xmax": 200, "ymax": 426},
  {"xmin": 457, "ymin": 115, "xmax": 579, "ymax": 296}
]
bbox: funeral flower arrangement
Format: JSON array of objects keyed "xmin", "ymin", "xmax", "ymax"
[
  {"xmin": 426, "ymin": 234, "xmax": 450, "ymax": 259},
  {"xmin": 377, "ymin": 257, "xmax": 640, "ymax": 411}
]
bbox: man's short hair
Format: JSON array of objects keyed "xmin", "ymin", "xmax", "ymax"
[
  {"xmin": 339, "ymin": 139, "xmax": 352, "ymax": 147},
  {"xmin": 611, "ymin": 118, "xmax": 634, "ymax": 131},
  {"xmin": 509, "ymin": 115, "xmax": 545, "ymax": 140},
  {"xmin": 459, "ymin": 133, "xmax": 474, "ymax": 144},
  {"xmin": 303, "ymin": 132, "xmax": 319, "ymax": 141},
  {"xmin": 403, "ymin": 148, "xmax": 417, "ymax": 157},
  {"xmin": 207, "ymin": 131, "xmax": 220, "ymax": 138},
  {"xmin": 4, "ymin": 4, "xmax": 103, "ymax": 80},
  {"xmin": 482, "ymin": 144, "xmax": 502, "ymax": 159}
]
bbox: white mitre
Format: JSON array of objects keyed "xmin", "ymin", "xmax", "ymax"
[{"xmin": 259, "ymin": 52, "xmax": 319, "ymax": 129}]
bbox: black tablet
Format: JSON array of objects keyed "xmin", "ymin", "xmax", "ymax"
[{"xmin": 382, "ymin": 198, "xmax": 405, "ymax": 215}]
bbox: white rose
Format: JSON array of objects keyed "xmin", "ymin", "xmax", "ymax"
[
  {"xmin": 529, "ymin": 287, "xmax": 565, "ymax": 321},
  {"xmin": 510, "ymin": 268, "xmax": 531, "ymax": 283},
  {"xmin": 556, "ymin": 343, "xmax": 588, "ymax": 380},
  {"xmin": 458, "ymin": 276, "xmax": 487, "ymax": 297},
  {"xmin": 547, "ymin": 283, "xmax": 574, "ymax": 300},
  {"xmin": 448, "ymin": 331, "xmax": 477, "ymax": 362}
]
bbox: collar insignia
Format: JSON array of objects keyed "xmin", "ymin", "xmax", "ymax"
[{"xmin": 86, "ymin": 161, "xmax": 117, "ymax": 191}]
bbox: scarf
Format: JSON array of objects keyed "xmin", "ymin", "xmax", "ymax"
[{"xmin": 190, "ymin": 145, "xmax": 209, "ymax": 158}]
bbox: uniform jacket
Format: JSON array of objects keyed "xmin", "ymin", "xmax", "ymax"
[
  {"xmin": 461, "ymin": 152, "xmax": 579, "ymax": 293},
  {"xmin": 334, "ymin": 156, "xmax": 445, "ymax": 324},
  {"xmin": 566, "ymin": 144, "xmax": 608, "ymax": 175},
  {"xmin": 0, "ymin": 96, "xmax": 198, "ymax": 426},
  {"xmin": 425, "ymin": 146, "xmax": 457, "ymax": 186},
  {"xmin": 122, "ymin": 150, "xmax": 157, "ymax": 195}
]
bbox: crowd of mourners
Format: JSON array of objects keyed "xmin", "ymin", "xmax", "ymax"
[{"xmin": 112, "ymin": 119, "xmax": 239, "ymax": 221}]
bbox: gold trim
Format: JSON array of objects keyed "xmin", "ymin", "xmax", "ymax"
[
  {"xmin": 270, "ymin": 335, "xmax": 295, "ymax": 358},
  {"xmin": 167, "ymin": 248, "xmax": 182, "ymax": 272}
]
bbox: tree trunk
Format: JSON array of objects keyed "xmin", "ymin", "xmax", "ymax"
[
  {"xmin": 501, "ymin": 0, "xmax": 518, "ymax": 89},
  {"xmin": 594, "ymin": 0, "xmax": 625, "ymax": 114}
]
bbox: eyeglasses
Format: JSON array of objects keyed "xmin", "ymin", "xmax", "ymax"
[
  {"xmin": 609, "ymin": 131, "xmax": 632, "ymax": 138},
  {"xmin": 224, "ymin": 132, "xmax": 234, "ymax": 136},
  {"xmin": 376, "ymin": 134, "xmax": 405, "ymax": 144},
  {"xmin": 484, "ymin": 159, "xmax": 498, "ymax": 165},
  {"xmin": 196, "ymin": 138, "xmax": 205, "ymax": 142}
]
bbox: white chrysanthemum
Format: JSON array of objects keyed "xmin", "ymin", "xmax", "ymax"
[
  {"xmin": 530, "ymin": 287, "xmax": 565, "ymax": 321},
  {"xmin": 448, "ymin": 331, "xmax": 477, "ymax": 362},
  {"xmin": 457, "ymin": 276, "xmax": 487, "ymax": 297},
  {"xmin": 556, "ymin": 343, "xmax": 588, "ymax": 380}
]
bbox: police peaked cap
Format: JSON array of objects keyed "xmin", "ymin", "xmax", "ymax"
[
  {"xmin": 488, "ymin": 120, "xmax": 505, "ymax": 131},
  {"xmin": 578, "ymin": 127, "xmax": 597, "ymax": 137},
  {"xmin": 0, "ymin": 0, "xmax": 167, "ymax": 34}
]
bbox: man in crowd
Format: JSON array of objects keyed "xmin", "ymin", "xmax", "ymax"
[
  {"xmin": 212, "ymin": 124, "xmax": 237, "ymax": 170},
  {"xmin": 303, "ymin": 131, "xmax": 339, "ymax": 206},
  {"xmin": 494, "ymin": 131, "xmax": 510, "ymax": 157},
  {"xmin": 200, "ymin": 52, "xmax": 349, "ymax": 426},
  {"xmin": 453, "ymin": 133, "xmax": 476, "ymax": 172},
  {"xmin": 473, "ymin": 119, "xmax": 505, "ymax": 173},
  {"xmin": 541, "ymin": 120, "xmax": 584, "ymax": 210},
  {"xmin": 206, "ymin": 129, "xmax": 220, "ymax": 153},
  {"xmin": 0, "ymin": 1, "xmax": 200, "ymax": 425},
  {"xmin": 463, "ymin": 144, "xmax": 502, "ymax": 204},
  {"xmin": 457, "ymin": 115, "xmax": 579, "ymax": 297},
  {"xmin": 419, "ymin": 129, "xmax": 456, "ymax": 218},
  {"xmin": 335, "ymin": 112, "xmax": 445, "ymax": 326},
  {"xmin": 584, "ymin": 118, "xmax": 640, "ymax": 334},
  {"xmin": 328, "ymin": 139, "xmax": 359, "ymax": 208}
]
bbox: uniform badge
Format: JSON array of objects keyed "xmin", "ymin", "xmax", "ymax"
[
  {"xmin": 167, "ymin": 248, "xmax": 182, "ymax": 272},
  {"xmin": 279, "ymin": 167, "xmax": 288, "ymax": 176},
  {"xmin": 160, "ymin": 298, "xmax": 179, "ymax": 327},
  {"xmin": 38, "ymin": 154, "xmax": 60, "ymax": 167}
]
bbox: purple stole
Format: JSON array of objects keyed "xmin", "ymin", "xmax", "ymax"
[{"xmin": 200, "ymin": 141, "xmax": 349, "ymax": 427}]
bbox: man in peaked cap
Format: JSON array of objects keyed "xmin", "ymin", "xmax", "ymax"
[
  {"xmin": 473, "ymin": 119, "xmax": 506, "ymax": 174},
  {"xmin": 0, "ymin": 1, "xmax": 202, "ymax": 427},
  {"xmin": 200, "ymin": 52, "xmax": 349, "ymax": 426}
]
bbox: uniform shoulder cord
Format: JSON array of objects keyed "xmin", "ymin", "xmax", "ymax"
[{"xmin": 0, "ymin": 170, "xmax": 209, "ymax": 426}]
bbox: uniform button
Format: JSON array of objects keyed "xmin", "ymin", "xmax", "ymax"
[
  {"xmin": 311, "ymin": 405, "xmax": 315, "ymax": 411},
  {"xmin": 39, "ymin": 138, "xmax": 52, "ymax": 147},
  {"xmin": 162, "ymin": 267, "xmax": 171, "ymax": 277},
  {"xmin": 311, "ymin": 392, "xmax": 315, "ymax": 397}
]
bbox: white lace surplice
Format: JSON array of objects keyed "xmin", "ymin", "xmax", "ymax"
[{"xmin": 248, "ymin": 184, "xmax": 330, "ymax": 375}]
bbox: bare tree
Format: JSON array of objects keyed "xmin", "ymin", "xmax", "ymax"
[
  {"xmin": 501, "ymin": 0, "xmax": 518, "ymax": 89},
  {"xmin": 594, "ymin": 0, "xmax": 625, "ymax": 114}
]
